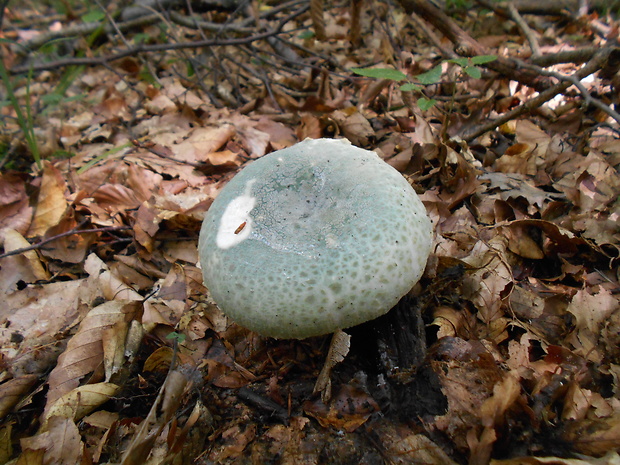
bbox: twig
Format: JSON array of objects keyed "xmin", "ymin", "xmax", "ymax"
[
  {"xmin": 475, "ymin": 0, "xmax": 573, "ymax": 17},
  {"xmin": 462, "ymin": 47, "xmax": 614, "ymax": 141},
  {"xmin": 396, "ymin": 0, "xmax": 553, "ymax": 91},
  {"xmin": 0, "ymin": 226, "xmax": 133, "ymax": 260},
  {"xmin": 513, "ymin": 54, "xmax": 620, "ymax": 124},
  {"xmin": 9, "ymin": 6, "xmax": 309, "ymax": 75},
  {"xmin": 0, "ymin": 0, "xmax": 10, "ymax": 29},
  {"xmin": 408, "ymin": 10, "xmax": 458, "ymax": 59},
  {"xmin": 17, "ymin": 14, "xmax": 162, "ymax": 53},
  {"xmin": 169, "ymin": 10, "xmax": 253, "ymax": 33},
  {"xmin": 507, "ymin": 3, "xmax": 541, "ymax": 58},
  {"xmin": 310, "ymin": 0, "xmax": 326, "ymax": 41},
  {"xmin": 530, "ymin": 47, "xmax": 598, "ymax": 66},
  {"xmin": 18, "ymin": 0, "xmax": 305, "ymax": 53}
]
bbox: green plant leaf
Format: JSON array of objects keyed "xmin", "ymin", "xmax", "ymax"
[
  {"xmin": 470, "ymin": 54, "xmax": 497, "ymax": 65},
  {"xmin": 400, "ymin": 83, "xmax": 421, "ymax": 92},
  {"xmin": 0, "ymin": 60, "xmax": 40, "ymax": 167},
  {"xmin": 464, "ymin": 66, "xmax": 482, "ymax": 79},
  {"xmin": 41, "ymin": 93, "xmax": 63, "ymax": 106},
  {"xmin": 77, "ymin": 142, "xmax": 133, "ymax": 174},
  {"xmin": 417, "ymin": 98, "xmax": 437, "ymax": 111},
  {"xmin": 298, "ymin": 30, "xmax": 315, "ymax": 39},
  {"xmin": 448, "ymin": 57, "xmax": 469, "ymax": 67},
  {"xmin": 351, "ymin": 67, "xmax": 407, "ymax": 81},
  {"xmin": 186, "ymin": 61, "xmax": 195, "ymax": 77},
  {"xmin": 133, "ymin": 33, "xmax": 150, "ymax": 45},
  {"xmin": 416, "ymin": 65, "xmax": 442, "ymax": 85},
  {"xmin": 81, "ymin": 9, "xmax": 105, "ymax": 23},
  {"xmin": 166, "ymin": 332, "xmax": 186, "ymax": 343}
]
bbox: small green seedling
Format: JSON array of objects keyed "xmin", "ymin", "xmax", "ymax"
[
  {"xmin": 447, "ymin": 55, "xmax": 498, "ymax": 79},
  {"xmin": 0, "ymin": 45, "xmax": 41, "ymax": 168},
  {"xmin": 352, "ymin": 54, "xmax": 496, "ymax": 110},
  {"xmin": 166, "ymin": 332, "xmax": 187, "ymax": 344}
]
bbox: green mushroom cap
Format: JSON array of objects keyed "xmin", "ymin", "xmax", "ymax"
[{"xmin": 198, "ymin": 138, "xmax": 432, "ymax": 339}]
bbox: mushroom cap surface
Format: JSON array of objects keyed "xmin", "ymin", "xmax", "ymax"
[{"xmin": 198, "ymin": 138, "xmax": 432, "ymax": 339}]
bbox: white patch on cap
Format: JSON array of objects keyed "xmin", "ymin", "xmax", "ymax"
[{"xmin": 216, "ymin": 180, "xmax": 256, "ymax": 249}]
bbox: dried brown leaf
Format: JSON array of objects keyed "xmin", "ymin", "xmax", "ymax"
[
  {"xmin": 462, "ymin": 237, "xmax": 513, "ymax": 330},
  {"xmin": 381, "ymin": 427, "xmax": 459, "ymax": 465},
  {"xmin": 562, "ymin": 414, "xmax": 620, "ymax": 457},
  {"xmin": 27, "ymin": 162, "xmax": 68, "ymax": 238},
  {"xmin": 21, "ymin": 416, "xmax": 84, "ymax": 465},
  {"xmin": 2, "ymin": 279, "xmax": 87, "ymax": 377},
  {"xmin": 329, "ymin": 109, "xmax": 374, "ymax": 146},
  {"xmin": 566, "ymin": 287, "xmax": 619, "ymax": 363},
  {"xmin": 504, "ymin": 222, "xmax": 544, "ymax": 259},
  {"xmin": 121, "ymin": 369, "xmax": 192, "ymax": 465},
  {"xmin": 0, "ymin": 172, "xmax": 32, "ymax": 242},
  {"xmin": 45, "ymin": 300, "xmax": 141, "ymax": 411},
  {"xmin": 0, "ymin": 424, "xmax": 12, "ymax": 464},
  {"xmin": 0, "ymin": 229, "xmax": 50, "ymax": 294},
  {"xmin": 313, "ymin": 330, "xmax": 351, "ymax": 401},
  {"xmin": 491, "ymin": 452, "xmax": 620, "ymax": 464},
  {"xmin": 304, "ymin": 384, "xmax": 379, "ymax": 432},
  {"xmin": 42, "ymin": 382, "xmax": 119, "ymax": 428},
  {"xmin": 40, "ymin": 213, "xmax": 98, "ymax": 263},
  {"xmin": 0, "ymin": 375, "xmax": 38, "ymax": 420}
]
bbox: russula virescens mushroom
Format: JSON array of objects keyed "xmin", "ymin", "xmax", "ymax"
[{"xmin": 198, "ymin": 138, "xmax": 432, "ymax": 339}]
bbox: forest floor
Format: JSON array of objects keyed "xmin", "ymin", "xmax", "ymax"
[{"xmin": 0, "ymin": 0, "xmax": 619, "ymax": 464}]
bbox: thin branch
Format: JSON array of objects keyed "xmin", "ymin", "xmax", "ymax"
[
  {"xmin": 0, "ymin": 226, "xmax": 132, "ymax": 260},
  {"xmin": 507, "ymin": 3, "xmax": 541, "ymax": 58},
  {"xmin": 0, "ymin": 0, "xmax": 10, "ymax": 30},
  {"xmin": 17, "ymin": 14, "xmax": 162, "ymax": 53},
  {"xmin": 9, "ymin": 6, "xmax": 308, "ymax": 75},
  {"xmin": 530, "ymin": 47, "xmax": 598, "ymax": 66},
  {"xmin": 513, "ymin": 54, "xmax": 620, "ymax": 124},
  {"xmin": 463, "ymin": 47, "xmax": 614, "ymax": 141},
  {"xmin": 408, "ymin": 10, "xmax": 458, "ymax": 59},
  {"xmin": 169, "ymin": 10, "xmax": 253, "ymax": 33},
  {"xmin": 396, "ymin": 0, "xmax": 554, "ymax": 91}
]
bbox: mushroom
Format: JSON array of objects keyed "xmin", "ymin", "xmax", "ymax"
[{"xmin": 198, "ymin": 138, "xmax": 432, "ymax": 339}]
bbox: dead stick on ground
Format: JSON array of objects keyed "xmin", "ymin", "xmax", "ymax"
[
  {"xmin": 462, "ymin": 48, "xmax": 614, "ymax": 141},
  {"xmin": 513, "ymin": 53, "xmax": 620, "ymax": 125},
  {"xmin": 396, "ymin": 0, "xmax": 552, "ymax": 91},
  {"xmin": 507, "ymin": 3, "xmax": 542, "ymax": 58},
  {"xmin": 9, "ymin": 5, "xmax": 308, "ymax": 75},
  {"xmin": 0, "ymin": 226, "xmax": 132, "ymax": 260}
]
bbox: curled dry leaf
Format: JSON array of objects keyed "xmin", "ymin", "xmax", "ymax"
[
  {"xmin": 45, "ymin": 301, "xmax": 142, "ymax": 412},
  {"xmin": 313, "ymin": 330, "xmax": 351, "ymax": 402},
  {"xmin": 461, "ymin": 237, "xmax": 513, "ymax": 333},
  {"xmin": 20, "ymin": 416, "xmax": 84, "ymax": 465},
  {"xmin": 41, "ymin": 383, "xmax": 120, "ymax": 428},
  {"xmin": 562, "ymin": 414, "xmax": 620, "ymax": 457},
  {"xmin": 566, "ymin": 287, "xmax": 619, "ymax": 364},
  {"xmin": 0, "ymin": 229, "xmax": 50, "ymax": 294},
  {"xmin": 27, "ymin": 162, "xmax": 68, "ymax": 238},
  {"xmin": 2, "ymin": 278, "xmax": 88, "ymax": 377},
  {"xmin": 121, "ymin": 369, "xmax": 193, "ymax": 465},
  {"xmin": 0, "ymin": 375, "xmax": 38, "ymax": 420},
  {"xmin": 0, "ymin": 172, "xmax": 32, "ymax": 242},
  {"xmin": 304, "ymin": 384, "xmax": 380, "ymax": 433}
]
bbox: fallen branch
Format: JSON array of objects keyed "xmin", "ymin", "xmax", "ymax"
[
  {"xmin": 9, "ymin": 5, "xmax": 308, "ymax": 75},
  {"xmin": 530, "ymin": 47, "xmax": 598, "ymax": 67},
  {"xmin": 16, "ymin": 14, "xmax": 162, "ymax": 53},
  {"xmin": 507, "ymin": 2, "xmax": 541, "ymax": 58},
  {"xmin": 514, "ymin": 53, "xmax": 620, "ymax": 125},
  {"xmin": 396, "ymin": 0, "xmax": 554, "ymax": 91},
  {"xmin": 462, "ymin": 47, "xmax": 614, "ymax": 141},
  {"xmin": 0, "ymin": 226, "xmax": 133, "ymax": 260},
  {"xmin": 480, "ymin": 0, "xmax": 614, "ymax": 16}
]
